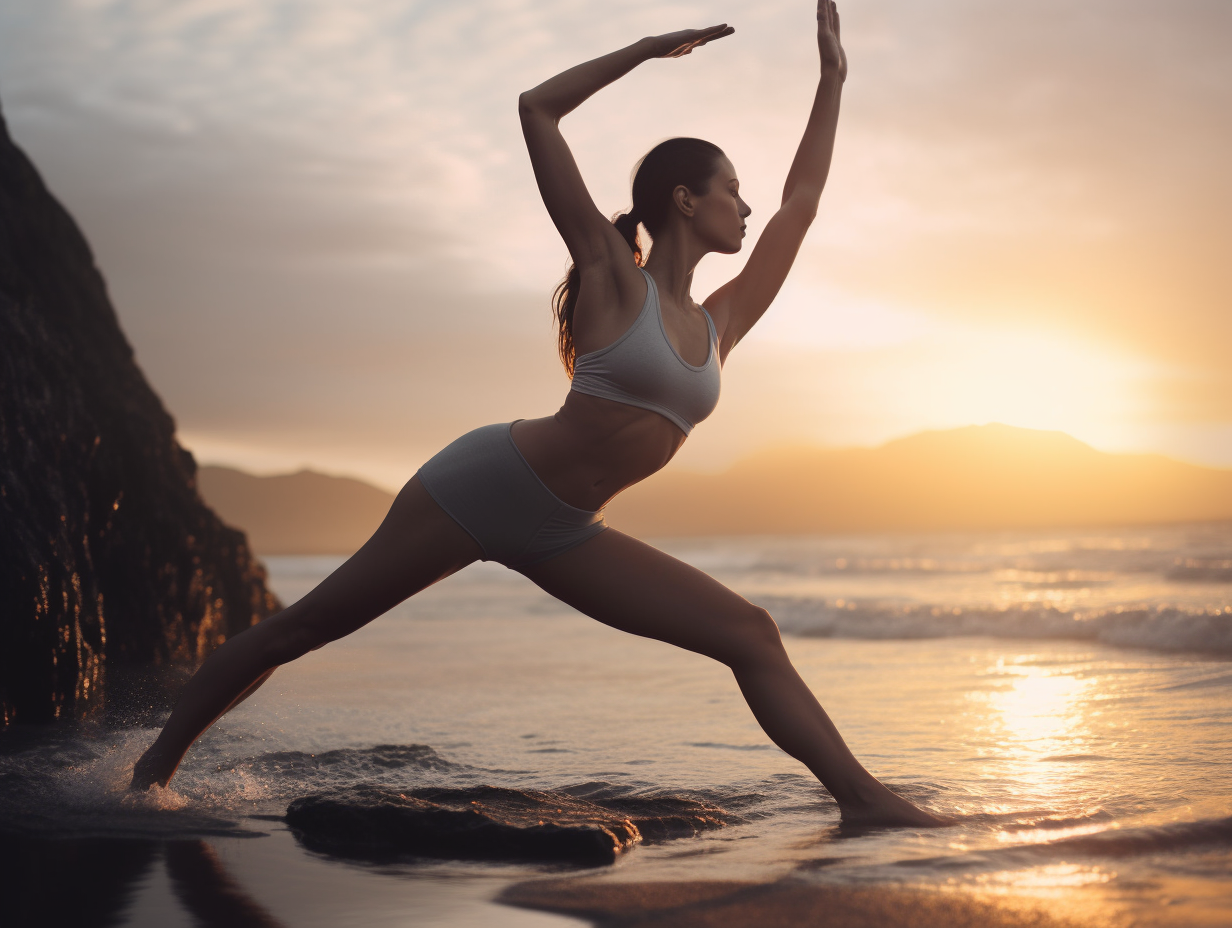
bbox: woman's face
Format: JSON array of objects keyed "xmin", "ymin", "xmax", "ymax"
[{"xmin": 689, "ymin": 156, "xmax": 751, "ymax": 254}]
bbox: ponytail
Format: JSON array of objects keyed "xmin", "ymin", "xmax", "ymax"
[
  {"xmin": 552, "ymin": 137, "xmax": 724, "ymax": 377},
  {"xmin": 554, "ymin": 210, "xmax": 643, "ymax": 378}
]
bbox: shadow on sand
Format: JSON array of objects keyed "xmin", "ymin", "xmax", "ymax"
[{"xmin": 0, "ymin": 836, "xmax": 287, "ymax": 928}]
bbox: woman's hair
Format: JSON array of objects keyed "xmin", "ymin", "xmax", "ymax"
[{"xmin": 553, "ymin": 137, "xmax": 726, "ymax": 377}]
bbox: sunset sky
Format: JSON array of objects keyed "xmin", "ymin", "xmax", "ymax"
[{"xmin": 1, "ymin": 0, "xmax": 1228, "ymax": 490}]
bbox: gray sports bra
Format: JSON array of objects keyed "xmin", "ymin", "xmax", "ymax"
[{"xmin": 570, "ymin": 268, "xmax": 721, "ymax": 435}]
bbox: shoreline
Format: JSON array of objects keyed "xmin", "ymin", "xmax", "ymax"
[{"xmin": 499, "ymin": 878, "xmax": 1092, "ymax": 928}]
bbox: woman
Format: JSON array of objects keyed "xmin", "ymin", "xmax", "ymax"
[{"xmin": 133, "ymin": 2, "xmax": 945, "ymax": 828}]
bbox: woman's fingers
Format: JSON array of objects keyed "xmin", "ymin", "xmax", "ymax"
[
  {"xmin": 697, "ymin": 23, "xmax": 736, "ymax": 43},
  {"xmin": 689, "ymin": 23, "xmax": 734, "ymax": 41},
  {"xmin": 818, "ymin": 0, "xmax": 834, "ymax": 30},
  {"xmin": 687, "ymin": 26, "xmax": 735, "ymax": 54},
  {"xmin": 680, "ymin": 24, "xmax": 735, "ymax": 55},
  {"xmin": 655, "ymin": 23, "xmax": 735, "ymax": 58},
  {"xmin": 814, "ymin": 0, "xmax": 846, "ymax": 79}
]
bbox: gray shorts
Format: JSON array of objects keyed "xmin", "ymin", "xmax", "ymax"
[{"xmin": 416, "ymin": 422, "xmax": 608, "ymax": 569}]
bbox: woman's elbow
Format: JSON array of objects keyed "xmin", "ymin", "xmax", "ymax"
[
  {"xmin": 519, "ymin": 90, "xmax": 565, "ymax": 126},
  {"xmin": 518, "ymin": 91, "xmax": 546, "ymax": 120}
]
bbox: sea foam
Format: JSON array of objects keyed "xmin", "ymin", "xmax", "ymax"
[{"xmin": 765, "ymin": 597, "xmax": 1232, "ymax": 655}]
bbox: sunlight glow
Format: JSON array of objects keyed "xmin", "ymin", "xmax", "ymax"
[
  {"xmin": 966, "ymin": 657, "xmax": 1106, "ymax": 806},
  {"xmin": 907, "ymin": 327, "xmax": 1157, "ymax": 444},
  {"xmin": 989, "ymin": 662, "xmax": 1090, "ymax": 752},
  {"xmin": 974, "ymin": 864, "xmax": 1116, "ymax": 895},
  {"xmin": 719, "ymin": 285, "xmax": 1166, "ymax": 469}
]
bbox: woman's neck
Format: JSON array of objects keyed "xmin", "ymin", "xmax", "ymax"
[{"xmin": 643, "ymin": 236, "xmax": 704, "ymax": 308}]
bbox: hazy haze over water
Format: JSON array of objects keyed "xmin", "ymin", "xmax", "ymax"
[{"xmin": 1, "ymin": 0, "xmax": 1229, "ymax": 487}]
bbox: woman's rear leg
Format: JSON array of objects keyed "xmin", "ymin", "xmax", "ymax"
[
  {"xmin": 131, "ymin": 477, "xmax": 482, "ymax": 790},
  {"xmin": 520, "ymin": 529, "xmax": 948, "ymax": 827}
]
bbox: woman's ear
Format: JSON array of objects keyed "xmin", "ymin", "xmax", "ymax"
[{"xmin": 672, "ymin": 184, "xmax": 696, "ymax": 218}]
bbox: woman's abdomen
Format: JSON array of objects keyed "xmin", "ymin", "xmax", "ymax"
[{"xmin": 510, "ymin": 393, "xmax": 687, "ymax": 512}]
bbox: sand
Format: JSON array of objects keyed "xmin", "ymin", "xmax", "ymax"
[{"xmin": 500, "ymin": 878, "xmax": 1089, "ymax": 928}]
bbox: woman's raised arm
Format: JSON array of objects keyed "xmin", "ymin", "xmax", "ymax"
[
  {"xmin": 519, "ymin": 25, "xmax": 734, "ymax": 272},
  {"xmin": 706, "ymin": 1, "xmax": 846, "ymax": 358}
]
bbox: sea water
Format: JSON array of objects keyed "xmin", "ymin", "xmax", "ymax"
[{"xmin": 1, "ymin": 523, "xmax": 1230, "ymax": 927}]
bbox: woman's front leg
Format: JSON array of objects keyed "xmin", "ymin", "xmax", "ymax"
[
  {"xmin": 131, "ymin": 477, "xmax": 482, "ymax": 790},
  {"xmin": 520, "ymin": 529, "xmax": 948, "ymax": 827}
]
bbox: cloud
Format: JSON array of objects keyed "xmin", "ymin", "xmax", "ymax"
[{"xmin": 1, "ymin": 0, "xmax": 1228, "ymax": 483}]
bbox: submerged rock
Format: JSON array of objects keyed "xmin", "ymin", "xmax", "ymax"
[
  {"xmin": 286, "ymin": 784, "xmax": 734, "ymax": 865},
  {"xmin": 0, "ymin": 101, "xmax": 279, "ymax": 724}
]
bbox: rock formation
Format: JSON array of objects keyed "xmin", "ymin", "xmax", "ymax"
[
  {"xmin": 0, "ymin": 103, "xmax": 279, "ymax": 724},
  {"xmin": 285, "ymin": 784, "xmax": 731, "ymax": 864}
]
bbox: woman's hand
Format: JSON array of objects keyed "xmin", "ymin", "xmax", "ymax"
[
  {"xmin": 646, "ymin": 24, "xmax": 735, "ymax": 60},
  {"xmin": 817, "ymin": 0, "xmax": 847, "ymax": 80}
]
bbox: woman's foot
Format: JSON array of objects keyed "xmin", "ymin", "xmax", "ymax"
[
  {"xmin": 838, "ymin": 779, "xmax": 953, "ymax": 828},
  {"xmin": 129, "ymin": 743, "xmax": 177, "ymax": 791}
]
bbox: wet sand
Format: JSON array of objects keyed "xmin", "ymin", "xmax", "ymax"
[{"xmin": 500, "ymin": 878, "xmax": 1086, "ymax": 928}]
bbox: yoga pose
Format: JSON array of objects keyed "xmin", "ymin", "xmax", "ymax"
[{"xmin": 133, "ymin": 1, "xmax": 944, "ymax": 827}]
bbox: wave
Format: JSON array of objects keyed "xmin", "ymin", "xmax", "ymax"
[
  {"xmin": 1167, "ymin": 558, "xmax": 1232, "ymax": 583},
  {"xmin": 0, "ymin": 731, "xmax": 259, "ymax": 840},
  {"xmin": 741, "ymin": 557, "xmax": 994, "ymax": 577},
  {"xmin": 1037, "ymin": 815, "xmax": 1232, "ymax": 859},
  {"xmin": 764, "ymin": 597, "xmax": 1232, "ymax": 655},
  {"xmin": 0, "ymin": 739, "xmax": 475, "ymax": 840},
  {"xmin": 245, "ymin": 744, "xmax": 458, "ymax": 779},
  {"xmin": 285, "ymin": 783, "xmax": 735, "ymax": 864},
  {"xmin": 898, "ymin": 816, "xmax": 1232, "ymax": 873}
]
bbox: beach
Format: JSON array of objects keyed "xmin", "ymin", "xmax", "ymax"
[{"xmin": 2, "ymin": 524, "xmax": 1230, "ymax": 927}]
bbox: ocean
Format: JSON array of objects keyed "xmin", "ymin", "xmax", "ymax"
[{"xmin": 2, "ymin": 523, "xmax": 1230, "ymax": 927}]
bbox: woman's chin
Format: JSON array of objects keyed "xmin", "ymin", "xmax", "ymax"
[{"xmin": 703, "ymin": 235, "xmax": 744, "ymax": 256}]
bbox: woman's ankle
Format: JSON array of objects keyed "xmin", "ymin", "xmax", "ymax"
[
  {"xmin": 826, "ymin": 772, "xmax": 888, "ymax": 809},
  {"xmin": 831, "ymin": 776, "xmax": 951, "ymax": 827},
  {"xmin": 130, "ymin": 739, "xmax": 179, "ymax": 790}
]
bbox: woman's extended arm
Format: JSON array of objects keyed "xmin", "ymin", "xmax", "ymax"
[
  {"xmin": 706, "ymin": 1, "xmax": 847, "ymax": 358},
  {"xmin": 519, "ymin": 25, "xmax": 733, "ymax": 272}
]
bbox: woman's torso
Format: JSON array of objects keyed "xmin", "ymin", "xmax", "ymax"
[{"xmin": 511, "ymin": 267, "xmax": 721, "ymax": 512}]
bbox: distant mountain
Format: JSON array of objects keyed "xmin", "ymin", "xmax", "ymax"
[
  {"xmin": 606, "ymin": 424, "xmax": 1232, "ymax": 535},
  {"xmin": 198, "ymin": 466, "xmax": 396, "ymax": 555},
  {"xmin": 199, "ymin": 425, "xmax": 1232, "ymax": 555}
]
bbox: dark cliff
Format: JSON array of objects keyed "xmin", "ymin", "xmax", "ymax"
[{"xmin": 0, "ymin": 105, "xmax": 279, "ymax": 724}]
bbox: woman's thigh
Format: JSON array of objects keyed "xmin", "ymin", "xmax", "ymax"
[
  {"xmin": 518, "ymin": 529, "xmax": 780, "ymax": 666},
  {"xmin": 275, "ymin": 476, "xmax": 483, "ymax": 647}
]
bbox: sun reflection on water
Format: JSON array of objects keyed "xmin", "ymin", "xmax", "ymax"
[
  {"xmin": 973, "ymin": 863, "xmax": 1115, "ymax": 893},
  {"xmin": 990, "ymin": 665, "xmax": 1089, "ymax": 739},
  {"xmin": 966, "ymin": 655, "xmax": 1113, "ymax": 820},
  {"xmin": 991, "ymin": 661, "xmax": 1090, "ymax": 749}
]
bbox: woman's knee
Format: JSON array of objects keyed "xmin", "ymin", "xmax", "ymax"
[{"xmin": 721, "ymin": 605, "xmax": 786, "ymax": 668}]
